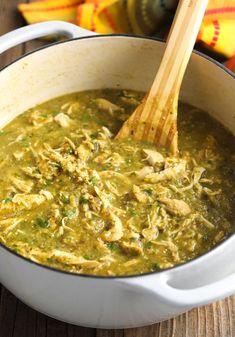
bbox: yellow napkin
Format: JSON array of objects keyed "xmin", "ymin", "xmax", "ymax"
[{"xmin": 18, "ymin": 0, "xmax": 235, "ymax": 59}]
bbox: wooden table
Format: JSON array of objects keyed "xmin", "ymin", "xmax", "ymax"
[{"xmin": 0, "ymin": 1, "xmax": 234, "ymax": 336}]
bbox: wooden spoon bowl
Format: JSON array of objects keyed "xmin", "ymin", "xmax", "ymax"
[{"xmin": 116, "ymin": 0, "xmax": 208, "ymax": 155}]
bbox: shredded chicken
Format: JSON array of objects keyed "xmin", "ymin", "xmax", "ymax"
[
  {"xmin": 142, "ymin": 227, "xmax": 159, "ymax": 241},
  {"xmin": 158, "ymin": 197, "xmax": 191, "ymax": 217},
  {"xmin": 152, "ymin": 240, "xmax": 180, "ymax": 262},
  {"xmin": 30, "ymin": 110, "xmax": 53, "ymax": 127},
  {"xmin": 142, "ymin": 149, "xmax": 165, "ymax": 166},
  {"xmin": 120, "ymin": 96, "xmax": 139, "ymax": 106},
  {"xmin": 95, "ymin": 98, "xmax": 123, "ymax": 115},
  {"xmin": 133, "ymin": 166, "xmax": 154, "ymax": 178},
  {"xmin": 52, "ymin": 250, "xmax": 100, "ymax": 269},
  {"xmin": 145, "ymin": 160, "xmax": 186, "ymax": 183},
  {"xmin": 40, "ymin": 190, "xmax": 53, "ymax": 200},
  {"xmin": 142, "ymin": 213, "xmax": 159, "ymax": 241},
  {"xmin": 0, "ymin": 218, "xmax": 22, "ymax": 234},
  {"xmin": 105, "ymin": 181, "xmax": 121, "ymax": 196},
  {"xmin": 13, "ymin": 151, "xmax": 25, "ymax": 160},
  {"xmin": 120, "ymin": 241, "xmax": 143, "ymax": 256},
  {"xmin": 11, "ymin": 177, "xmax": 34, "ymax": 193},
  {"xmin": 12, "ymin": 193, "xmax": 48, "ymax": 208},
  {"xmin": 196, "ymin": 214, "xmax": 215, "ymax": 229},
  {"xmin": 22, "ymin": 166, "xmax": 42, "ymax": 179},
  {"xmin": 100, "ymin": 127, "xmax": 113, "ymax": 139},
  {"xmin": 132, "ymin": 185, "xmax": 148, "ymax": 203},
  {"xmin": 101, "ymin": 211, "xmax": 123, "ymax": 242},
  {"xmin": 76, "ymin": 143, "xmax": 94, "ymax": 161},
  {"xmin": 0, "ymin": 89, "xmax": 232, "ymax": 277},
  {"xmin": 54, "ymin": 113, "xmax": 72, "ymax": 128},
  {"xmin": 180, "ymin": 166, "xmax": 206, "ymax": 192},
  {"xmin": 61, "ymin": 101, "xmax": 80, "ymax": 115}
]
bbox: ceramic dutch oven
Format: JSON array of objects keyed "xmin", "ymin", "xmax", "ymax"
[{"xmin": 0, "ymin": 21, "xmax": 234, "ymax": 329}]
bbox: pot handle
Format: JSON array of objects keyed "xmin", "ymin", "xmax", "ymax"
[
  {"xmin": 122, "ymin": 236, "xmax": 235, "ymax": 307},
  {"xmin": 124, "ymin": 271, "xmax": 235, "ymax": 308},
  {"xmin": 0, "ymin": 21, "xmax": 96, "ymax": 55}
]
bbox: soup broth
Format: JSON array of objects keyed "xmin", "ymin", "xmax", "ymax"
[{"xmin": 0, "ymin": 89, "xmax": 234, "ymax": 276}]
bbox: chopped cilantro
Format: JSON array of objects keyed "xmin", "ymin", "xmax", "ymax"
[
  {"xmin": 66, "ymin": 148, "xmax": 73, "ymax": 155},
  {"xmin": 64, "ymin": 209, "xmax": 77, "ymax": 219},
  {"xmin": 11, "ymin": 245, "xmax": 19, "ymax": 254},
  {"xmin": 151, "ymin": 263, "xmax": 160, "ymax": 272},
  {"xmin": 60, "ymin": 193, "xmax": 70, "ymax": 204},
  {"xmin": 128, "ymin": 208, "xmax": 137, "ymax": 217},
  {"xmin": 3, "ymin": 197, "xmax": 12, "ymax": 204},
  {"xmin": 52, "ymin": 163, "xmax": 60, "ymax": 169},
  {"xmin": 79, "ymin": 196, "xmax": 89, "ymax": 204},
  {"xmin": 107, "ymin": 242, "xmax": 120, "ymax": 252},
  {"xmin": 45, "ymin": 179, "xmax": 53, "ymax": 186},
  {"xmin": 203, "ymin": 234, "xmax": 209, "ymax": 242},
  {"xmin": 83, "ymin": 255, "xmax": 92, "ymax": 260},
  {"xmin": 80, "ymin": 114, "xmax": 91, "ymax": 123},
  {"xmin": 97, "ymin": 119, "xmax": 108, "ymax": 127},
  {"xmin": 0, "ymin": 130, "xmax": 11, "ymax": 136},
  {"xmin": 125, "ymin": 158, "xmax": 132, "ymax": 164},
  {"xmin": 20, "ymin": 137, "xmax": 30, "ymax": 148},
  {"xmin": 130, "ymin": 237, "xmax": 138, "ymax": 242},
  {"xmin": 144, "ymin": 188, "xmax": 153, "ymax": 196},
  {"xmin": 90, "ymin": 132, "xmax": 99, "ymax": 139},
  {"xmin": 90, "ymin": 176, "xmax": 98, "ymax": 185},
  {"xmin": 144, "ymin": 242, "xmax": 152, "ymax": 249},
  {"xmin": 36, "ymin": 217, "xmax": 49, "ymax": 229},
  {"xmin": 22, "ymin": 142, "xmax": 30, "ymax": 148}
]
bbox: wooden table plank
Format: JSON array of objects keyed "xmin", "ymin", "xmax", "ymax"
[
  {"xmin": 67, "ymin": 325, "xmax": 96, "ymax": 337},
  {"xmin": 124, "ymin": 297, "xmax": 235, "ymax": 337},
  {"xmin": 12, "ymin": 299, "xmax": 38, "ymax": 337},
  {"xmin": 0, "ymin": 0, "xmax": 26, "ymax": 69},
  {"xmin": 0, "ymin": 288, "xmax": 96, "ymax": 337},
  {"xmin": 1, "ymin": 285, "xmax": 234, "ymax": 337},
  {"xmin": 46, "ymin": 317, "xmax": 70, "ymax": 337},
  {"xmin": 96, "ymin": 330, "xmax": 124, "ymax": 337},
  {"xmin": 0, "ymin": 288, "xmax": 18, "ymax": 337}
]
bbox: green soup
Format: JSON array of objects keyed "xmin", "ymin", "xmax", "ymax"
[{"xmin": 0, "ymin": 89, "xmax": 234, "ymax": 276}]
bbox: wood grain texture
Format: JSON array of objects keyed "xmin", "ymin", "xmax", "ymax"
[
  {"xmin": 116, "ymin": 0, "xmax": 208, "ymax": 155},
  {"xmin": 0, "ymin": 0, "xmax": 26, "ymax": 69},
  {"xmin": 96, "ymin": 330, "xmax": 124, "ymax": 337},
  {"xmin": 0, "ymin": 0, "xmax": 235, "ymax": 336},
  {"xmin": 1, "ymin": 284, "xmax": 234, "ymax": 337},
  {"xmin": 124, "ymin": 298, "xmax": 235, "ymax": 337}
]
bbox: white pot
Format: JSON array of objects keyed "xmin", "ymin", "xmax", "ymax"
[{"xmin": 0, "ymin": 21, "xmax": 234, "ymax": 329}]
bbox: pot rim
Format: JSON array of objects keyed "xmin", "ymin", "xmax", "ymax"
[
  {"xmin": 0, "ymin": 33, "xmax": 234, "ymax": 280},
  {"xmin": 1, "ymin": 33, "xmax": 235, "ymax": 79}
]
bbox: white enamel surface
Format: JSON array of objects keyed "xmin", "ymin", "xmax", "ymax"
[
  {"xmin": 0, "ymin": 23, "xmax": 234, "ymax": 328},
  {"xmin": 0, "ymin": 245, "xmax": 186, "ymax": 328},
  {"xmin": 0, "ymin": 21, "xmax": 94, "ymax": 54},
  {"xmin": 124, "ymin": 235, "xmax": 235, "ymax": 307},
  {"xmin": 0, "ymin": 36, "xmax": 234, "ymax": 133}
]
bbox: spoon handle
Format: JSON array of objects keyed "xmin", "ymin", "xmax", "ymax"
[
  {"xmin": 145, "ymin": 0, "xmax": 209, "ymax": 153},
  {"xmin": 116, "ymin": 0, "xmax": 208, "ymax": 154},
  {"xmin": 149, "ymin": 0, "xmax": 208, "ymax": 100}
]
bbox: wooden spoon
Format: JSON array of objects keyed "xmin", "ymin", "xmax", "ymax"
[{"xmin": 116, "ymin": 0, "xmax": 208, "ymax": 154}]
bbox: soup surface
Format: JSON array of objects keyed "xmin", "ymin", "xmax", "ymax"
[{"xmin": 0, "ymin": 89, "xmax": 234, "ymax": 276}]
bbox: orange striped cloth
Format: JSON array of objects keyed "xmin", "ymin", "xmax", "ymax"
[{"xmin": 18, "ymin": 0, "xmax": 235, "ymax": 69}]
